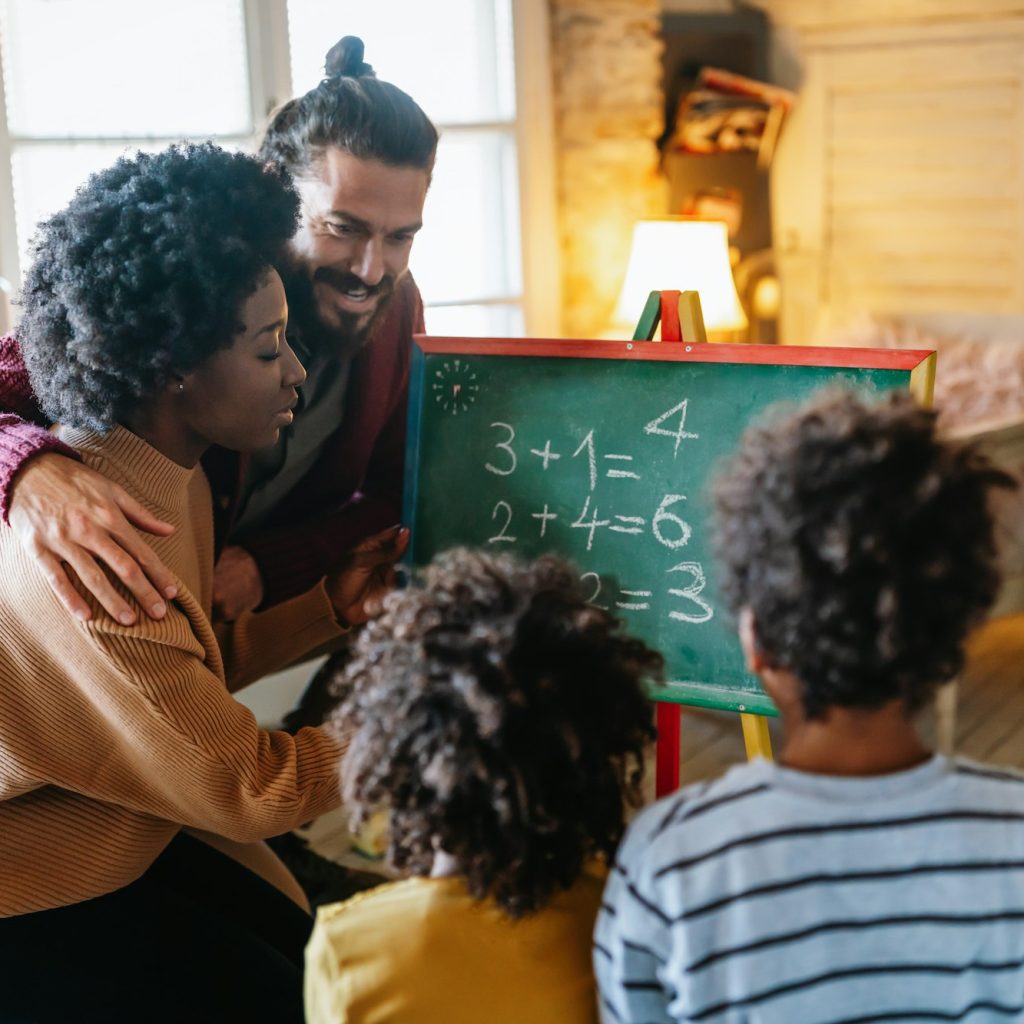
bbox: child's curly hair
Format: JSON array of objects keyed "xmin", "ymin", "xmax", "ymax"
[
  {"xmin": 713, "ymin": 388, "xmax": 1017, "ymax": 719},
  {"xmin": 331, "ymin": 548, "xmax": 660, "ymax": 918}
]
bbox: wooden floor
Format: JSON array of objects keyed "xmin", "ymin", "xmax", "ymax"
[{"xmin": 677, "ymin": 613, "xmax": 1024, "ymax": 786}]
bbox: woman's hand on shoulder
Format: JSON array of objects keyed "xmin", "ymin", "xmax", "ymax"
[
  {"xmin": 9, "ymin": 452, "xmax": 177, "ymax": 625},
  {"xmin": 325, "ymin": 526, "xmax": 409, "ymax": 627}
]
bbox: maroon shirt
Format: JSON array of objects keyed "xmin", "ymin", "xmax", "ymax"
[{"xmin": 0, "ymin": 275, "xmax": 422, "ymax": 607}]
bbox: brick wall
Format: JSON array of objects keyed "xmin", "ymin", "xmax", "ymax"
[{"xmin": 549, "ymin": 0, "xmax": 667, "ymax": 337}]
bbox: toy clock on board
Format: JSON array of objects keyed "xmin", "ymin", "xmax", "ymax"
[{"xmin": 430, "ymin": 358, "xmax": 480, "ymax": 416}]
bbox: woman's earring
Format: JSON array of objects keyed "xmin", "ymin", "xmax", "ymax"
[{"xmin": 177, "ymin": 382, "xmax": 185, "ymax": 392}]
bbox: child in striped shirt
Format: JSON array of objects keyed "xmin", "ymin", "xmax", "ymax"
[{"xmin": 595, "ymin": 388, "xmax": 1022, "ymax": 1024}]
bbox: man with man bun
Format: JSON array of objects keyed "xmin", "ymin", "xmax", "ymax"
[{"xmin": 0, "ymin": 36, "xmax": 435, "ymax": 627}]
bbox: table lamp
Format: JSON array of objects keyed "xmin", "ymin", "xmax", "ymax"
[{"xmin": 612, "ymin": 218, "xmax": 748, "ymax": 339}]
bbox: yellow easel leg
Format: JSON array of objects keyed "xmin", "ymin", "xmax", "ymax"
[
  {"xmin": 740, "ymin": 713, "xmax": 773, "ymax": 760},
  {"xmin": 908, "ymin": 351, "xmax": 937, "ymax": 408}
]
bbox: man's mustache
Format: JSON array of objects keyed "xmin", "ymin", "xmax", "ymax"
[{"xmin": 314, "ymin": 267, "xmax": 395, "ymax": 299}]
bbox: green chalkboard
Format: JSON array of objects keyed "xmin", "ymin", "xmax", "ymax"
[{"xmin": 403, "ymin": 337, "xmax": 935, "ymax": 714}]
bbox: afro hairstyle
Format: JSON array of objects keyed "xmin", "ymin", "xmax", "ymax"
[
  {"xmin": 17, "ymin": 142, "xmax": 299, "ymax": 431},
  {"xmin": 332, "ymin": 548, "xmax": 660, "ymax": 918},
  {"xmin": 713, "ymin": 388, "xmax": 1017, "ymax": 719}
]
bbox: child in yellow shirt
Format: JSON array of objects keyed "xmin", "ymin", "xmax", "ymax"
[{"xmin": 305, "ymin": 548, "xmax": 660, "ymax": 1023}]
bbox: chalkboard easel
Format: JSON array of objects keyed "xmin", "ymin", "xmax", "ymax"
[{"xmin": 403, "ymin": 331, "xmax": 936, "ymax": 795}]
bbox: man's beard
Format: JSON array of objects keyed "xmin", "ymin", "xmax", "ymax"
[{"xmin": 278, "ymin": 261, "xmax": 397, "ymax": 358}]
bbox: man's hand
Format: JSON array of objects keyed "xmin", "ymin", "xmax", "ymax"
[
  {"xmin": 212, "ymin": 545, "xmax": 265, "ymax": 622},
  {"xmin": 326, "ymin": 526, "xmax": 410, "ymax": 627},
  {"xmin": 9, "ymin": 453, "xmax": 177, "ymax": 625}
]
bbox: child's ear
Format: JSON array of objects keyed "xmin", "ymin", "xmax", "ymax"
[{"xmin": 738, "ymin": 607, "xmax": 764, "ymax": 674}]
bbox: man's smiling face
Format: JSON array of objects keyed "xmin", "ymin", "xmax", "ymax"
[{"xmin": 283, "ymin": 147, "xmax": 429, "ymax": 350}]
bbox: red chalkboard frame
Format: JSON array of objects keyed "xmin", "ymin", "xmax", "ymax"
[{"xmin": 415, "ymin": 335, "xmax": 934, "ymax": 372}]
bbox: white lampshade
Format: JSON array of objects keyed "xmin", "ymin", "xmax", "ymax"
[{"xmin": 613, "ymin": 218, "xmax": 748, "ymax": 332}]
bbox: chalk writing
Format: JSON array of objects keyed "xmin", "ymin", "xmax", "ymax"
[
  {"xmin": 644, "ymin": 397, "xmax": 699, "ymax": 456},
  {"xmin": 485, "ymin": 423, "xmax": 517, "ymax": 476},
  {"xmin": 579, "ymin": 571, "xmax": 609, "ymax": 610},
  {"xmin": 572, "ymin": 430, "xmax": 597, "ymax": 491},
  {"xmin": 531, "ymin": 504, "xmax": 558, "ymax": 537},
  {"xmin": 529, "ymin": 440, "xmax": 561, "ymax": 470},
  {"xmin": 667, "ymin": 561, "xmax": 714, "ymax": 623},
  {"xmin": 616, "ymin": 589, "xmax": 652, "ymax": 611},
  {"xmin": 571, "ymin": 495, "xmax": 610, "ymax": 552},
  {"xmin": 605, "ymin": 453, "xmax": 641, "ymax": 481},
  {"xmin": 610, "ymin": 515, "xmax": 645, "ymax": 535},
  {"xmin": 474, "ymin": 406, "xmax": 711, "ymax": 628},
  {"xmin": 652, "ymin": 494, "xmax": 693, "ymax": 550},
  {"xmin": 488, "ymin": 500, "xmax": 517, "ymax": 544}
]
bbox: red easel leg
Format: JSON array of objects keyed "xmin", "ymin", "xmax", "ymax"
[{"xmin": 655, "ymin": 702, "xmax": 681, "ymax": 797}]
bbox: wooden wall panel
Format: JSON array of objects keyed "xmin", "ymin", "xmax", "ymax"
[{"xmin": 768, "ymin": 15, "xmax": 1024, "ymax": 339}]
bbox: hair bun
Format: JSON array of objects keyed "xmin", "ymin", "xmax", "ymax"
[{"xmin": 324, "ymin": 36, "xmax": 376, "ymax": 79}]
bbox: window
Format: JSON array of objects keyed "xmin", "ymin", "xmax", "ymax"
[
  {"xmin": 0, "ymin": 0, "xmax": 558, "ymax": 336},
  {"xmin": 0, "ymin": 0, "xmax": 254, "ymax": 285}
]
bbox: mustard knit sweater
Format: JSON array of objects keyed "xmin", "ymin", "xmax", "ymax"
[{"xmin": 0, "ymin": 426, "xmax": 347, "ymax": 916}]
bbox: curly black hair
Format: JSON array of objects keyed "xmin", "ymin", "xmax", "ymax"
[
  {"xmin": 713, "ymin": 388, "xmax": 1017, "ymax": 719},
  {"xmin": 332, "ymin": 548, "xmax": 660, "ymax": 918},
  {"xmin": 17, "ymin": 143, "xmax": 299, "ymax": 431}
]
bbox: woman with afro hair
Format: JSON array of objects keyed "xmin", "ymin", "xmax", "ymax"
[
  {"xmin": 304, "ymin": 548, "xmax": 660, "ymax": 1024},
  {"xmin": 0, "ymin": 143, "xmax": 405, "ymax": 1022}
]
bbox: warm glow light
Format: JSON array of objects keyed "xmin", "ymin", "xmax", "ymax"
[{"xmin": 614, "ymin": 218, "xmax": 748, "ymax": 332}]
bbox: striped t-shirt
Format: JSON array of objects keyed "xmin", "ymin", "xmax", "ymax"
[{"xmin": 595, "ymin": 755, "xmax": 1024, "ymax": 1023}]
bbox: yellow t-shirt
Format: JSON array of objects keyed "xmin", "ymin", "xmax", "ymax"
[{"xmin": 304, "ymin": 872, "xmax": 604, "ymax": 1023}]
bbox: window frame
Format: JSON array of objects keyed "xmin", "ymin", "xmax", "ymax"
[
  {"xmin": 510, "ymin": 0, "xmax": 561, "ymax": 336},
  {"xmin": 0, "ymin": 40, "xmax": 17, "ymax": 314},
  {"xmin": 0, "ymin": 0, "xmax": 559, "ymax": 337}
]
